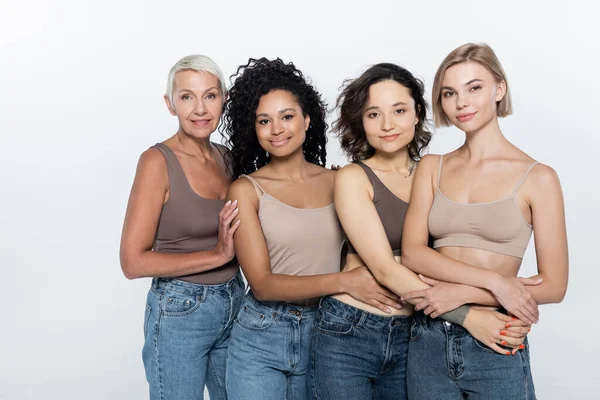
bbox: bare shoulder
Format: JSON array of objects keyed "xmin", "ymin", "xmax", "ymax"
[
  {"xmin": 228, "ymin": 175, "xmax": 259, "ymax": 200},
  {"xmin": 528, "ymin": 163, "xmax": 562, "ymax": 190},
  {"xmin": 334, "ymin": 163, "xmax": 370, "ymax": 189},
  {"xmin": 415, "ymin": 154, "xmax": 442, "ymax": 175},
  {"xmin": 138, "ymin": 147, "xmax": 167, "ymax": 170}
]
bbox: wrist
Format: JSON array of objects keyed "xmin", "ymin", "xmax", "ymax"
[
  {"xmin": 212, "ymin": 248, "xmax": 228, "ymax": 265},
  {"xmin": 486, "ymin": 273, "xmax": 505, "ymax": 293},
  {"xmin": 461, "ymin": 307, "xmax": 476, "ymax": 330}
]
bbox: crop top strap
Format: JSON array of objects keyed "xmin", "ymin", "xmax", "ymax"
[
  {"xmin": 437, "ymin": 154, "xmax": 445, "ymax": 186},
  {"xmin": 512, "ymin": 162, "xmax": 540, "ymax": 195},
  {"xmin": 239, "ymin": 174, "xmax": 266, "ymax": 197}
]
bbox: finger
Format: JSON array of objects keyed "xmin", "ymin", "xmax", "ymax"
[
  {"xmin": 501, "ymin": 327, "xmax": 528, "ymax": 338},
  {"xmin": 527, "ymin": 298, "xmax": 540, "ymax": 322},
  {"xmin": 378, "ymin": 288, "xmax": 401, "ymax": 302},
  {"xmin": 413, "ymin": 299, "xmax": 429, "ymax": 311},
  {"xmin": 375, "ymin": 294, "xmax": 403, "ymax": 310},
  {"xmin": 227, "ymin": 220, "xmax": 241, "ymax": 237},
  {"xmin": 423, "ymin": 304, "xmax": 436, "ymax": 316},
  {"xmin": 518, "ymin": 276, "xmax": 543, "ymax": 286},
  {"xmin": 221, "ymin": 200, "xmax": 238, "ymax": 220},
  {"xmin": 418, "ymin": 274, "xmax": 441, "ymax": 285},
  {"xmin": 520, "ymin": 304, "xmax": 537, "ymax": 325},
  {"xmin": 370, "ymin": 300, "xmax": 393, "ymax": 314},
  {"xmin": 219, "ymin": 200, "xmax": 232, "ymax": 219},
  {"xmin": 401, "ymin": 290, "xmax": 426, "ymax": 301},
  {"xmin": 505, "ymin": 318, "xmax": 531, "ymax": 328},
  {"xmin": 487, "ymin": 342, "xmax": 513, "ymax": 356},
  {"xmin": 511, "ymin": 308, "xmax": 534, "ymax": 325},
  {"xmin": 223, "ymin": 207, "xmax": 239, "ymax": 227},
  {"xmin": 497, "ymin": 335, "xmax": 525, "ymax": 347}
]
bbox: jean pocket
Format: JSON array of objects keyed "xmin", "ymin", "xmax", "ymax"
[
  {"xmin": 236, "ymin": 304, "xmax": 275, "ymax": 331},
  {"xmin": 409, "ymin": 319, "xmax": 422, "ymax": 341},
  {"xmin": 143, "ymin": 304, "xmax": 151, "ymax": 336},
  {"xmin": 161, "ymin": 291, "xmax": 203, "ymax": 317},
  {"xmin": 316, "ymin": 310, "xmax": 353, "ymax": 336},
  {"xmin": 472, "ymin": 337, "xmax": 502, "ymax": 355}
]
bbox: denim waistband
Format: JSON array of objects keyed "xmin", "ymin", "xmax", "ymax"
[
  {"xmin": 152, "ymin": 271, "xmax": 242, "ymax": 296},
  {"xmin": 320, "ymin": 296, "xmax": 411, "ymax": 329},
  {"xmin": 245, "ymin": 291, "xmax": 318, "ymax": 321},
  {"xmin": 412, "ymin": 310, "xmax": 469, "ymax": 334}
]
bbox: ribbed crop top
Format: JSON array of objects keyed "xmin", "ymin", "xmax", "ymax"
[
  {"xmin": 428, "ymin": 155, "xmax": 538, "ymax": 259},
  {"xmin": 240, "ymin": 175, "xmax": 344, "ymax": 276},
  {"xmin": 346, "ymin": 162, "xmax": 408, "ymax": 257}
]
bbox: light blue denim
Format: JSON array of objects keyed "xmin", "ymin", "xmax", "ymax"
[
  {"xmin": 226, "ymin": 291, "xmax": 318, "ymax": 400},
  {"xmin": 407, "ymin": 311, "xmax": 536, "ymax": 400},
  {"xmin": 142, "ymin": 272, "xmax": 245, "ymax": 400},
  {"xmin": 308, "ymin": 296, "xmax": 411, "ymax": 399}
]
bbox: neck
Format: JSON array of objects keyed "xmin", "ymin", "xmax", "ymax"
[
  {"xmin": 370, "ymin": 146, "xmax": 413, "ymax": 174},
  {"xmin": 267, "ymin": 147, "xmax": 312, "ymax": 180},
  {"xmin": 174, "ymin": 129, "xmax": 213, "ymax": 159},
  {"xmin": 461, "ymin": 117, "xmax": 509, "ymax": 161}
]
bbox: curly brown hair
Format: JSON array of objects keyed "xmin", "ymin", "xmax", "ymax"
[{"xmin": 334, "ymin": 63, "xmax": 432, "ymax": 162}]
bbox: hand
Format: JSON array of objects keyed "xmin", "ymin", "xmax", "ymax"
[
  {"xmin": 463, "ymin": 308, "xmax": 529, "ymax": 355},
  {"xmin": 341, "ymin": 267, "xmax": 402, "ymax": 313},
  {"xmin": 214, "ymin": 200, "xmax": 241, "ymax": 263},
  {"xmin": 401, "ymin": 275, "xmax": 467, "ymax": 318},
  {"xmin": 490, "ymin": 275, "xmax": 542, "ymax": 324}
]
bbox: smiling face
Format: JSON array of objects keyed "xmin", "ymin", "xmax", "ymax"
[
  {"xmin": 440, "ymin": 61, "xmax": 506, "ymax": 133},
  {"xmin": 361, "ymin": 80, "xmax": 419, "ymax": 154},
  {"xmin": 164, "ymin": 69, "xmax": 224, "ymax": 139},
  {"xmin": 254, "ymin": 89, "xmax": 310, "ymax": 158}
]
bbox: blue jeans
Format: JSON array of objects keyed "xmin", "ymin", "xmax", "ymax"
[
  {"xmin": 142, "ymin": 272, "xmax": 245, "ymax": 400},
  {"xmin": 407, "ymin": 312, "xmax": 536, "ymax": 400},
  {"xmin": 226, "ymin": 292, "xmax": 318, "ymax": 400},
  {"xmin": 308, "ymin": 296, "xmax": 411, "ymax": 399}
]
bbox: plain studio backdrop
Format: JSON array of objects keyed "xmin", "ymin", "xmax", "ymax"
[{"xmin": 1, "ymin": 0, "xmax": 598, "ymax": 398}]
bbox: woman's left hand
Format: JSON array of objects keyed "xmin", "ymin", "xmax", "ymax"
[{"xmin": 401, "ymin": 275, "xmax": 468, "ymax": 318}]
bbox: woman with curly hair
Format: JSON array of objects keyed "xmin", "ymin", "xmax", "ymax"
[
  {"xmin": 222, "ymin": 58, "xmax": 401, "ymax": 399},
  {"xmin": 401, "ymin": 43, "xmax": 568, "ymax": 399},
  {"xmin": 309, "ymin": 63, "xmax": 533, "ymax": 399},
  {"xmin": 119, "ymin": 55, "xmax": 244, "ymax": 400}
]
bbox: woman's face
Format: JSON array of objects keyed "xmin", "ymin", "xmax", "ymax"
[
  {"xmin": 440, "ymin": 61, "xmax": 506, "ymax": 133},
  {"xmin": 254, "ymin": 89, "xmax": 310, "ymax": 158},
  {"xmin": 165, "ymin": 70, "xmax": 224, "ymax": 139},
  {"xmin": 362, "ymin": 80, "xmax": 419, "ymax": 154}
]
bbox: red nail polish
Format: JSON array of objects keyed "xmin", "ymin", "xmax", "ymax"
[
  {"xmin": 528, "ymin": 328, "xmax": 531, "ymax": 332},
  {"xmin": 505, "ymin": 351, "xmax": 511, "ymax": 356},
  {"xmin": 519, "ymin": 344, "xmax": 525, "ymax": 349},
  {"xmin": 512, "ymin": 316, "xmax": 518, "ymax": 320},
  {"xmin": 500, "ymin": 330, "xmax": 506, "ymax": 335},
  {"xmin": 505, "ymin": 323, "xmax": 512, "ymax": 328},
  {"xmin": 501, "ymin": 341, "xmax": 507, "ymax": 345}
]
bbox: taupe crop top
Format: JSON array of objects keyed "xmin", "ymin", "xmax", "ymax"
[
  {"xmin": 428, "ymin": 155, "xmax": 538, "ymax": 259},
  {"xmin": 240, "ymin": 175, "xmax": 344, "ymax": 276},
  {"xmin": 346, "ymin": 162, "xmax": 408, "ymax": 257}
]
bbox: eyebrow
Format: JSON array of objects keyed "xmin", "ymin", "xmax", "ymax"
[
  {"xmin": 177, "ymin": 86, "xmax": 219, "ymax": 94},
  {"xmin": 256, "ymin": 108, "xmax": 297, "ymax": 118},
  {"xmin": 363, "ymin": 102, "xmax": 408, "ymax": 113},
  {"xmin": 441, "ymin": 79, "xmax": 484, "ymax": 91}
]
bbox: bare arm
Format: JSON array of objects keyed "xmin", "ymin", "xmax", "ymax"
[
  {"xmin": 228, "ymin": 178, "xmax": 400, "ymax": 312},
  {"xmin": 119, "ymin": 149, "xmax": 238, "ymax": 279},
  {"xmin": 401, "ymin": 155, "xmax": 538, "ymax": 324}
]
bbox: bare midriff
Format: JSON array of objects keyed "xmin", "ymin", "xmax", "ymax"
[
  {"xmin": 332, "ymin": 253, "xmax": 414, "ymax": 316},
  {"xmin": 437, "ymin": 246, "xmax": 524, "ymax": 311}
]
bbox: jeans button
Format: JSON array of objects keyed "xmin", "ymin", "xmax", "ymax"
[{"xmin": 444, "ymin": 321, "xmax": 451, "ymax": 326}]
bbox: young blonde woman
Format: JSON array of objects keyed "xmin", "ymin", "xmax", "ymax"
[{"xmin": 402, "ymin": 43, "xmax": 569, "ymax": 399}]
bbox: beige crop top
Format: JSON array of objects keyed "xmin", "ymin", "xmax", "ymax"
[
  {"xmin": 428, "ymin": 155, "xmax": 538, "ymax": 259},
  {"xmin": 240, "ymin": 175, "xmax": 344, "ymax": 276}
]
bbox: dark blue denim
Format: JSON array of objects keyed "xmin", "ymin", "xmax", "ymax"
[
  {"xmin": 142, "ymin": 272, "xmax": 245, "ymax": 400},
  {"xmin": 309, "ymin": 296, "xmax": 411, "ymax": 399},
  {"xmin": 407, "ymin": 311, "xmax": 536, "ymax": 400},
  {"xmin": 226, "ymin": 291, "xmax": 318, "ymax": 400}
]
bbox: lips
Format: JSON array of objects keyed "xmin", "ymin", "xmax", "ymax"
[
  {"xmin": 456, "ymin": 112, "xmax": 477, "ymax": 123},
  {"xmin": 191, "ymin": 119, "xmax": 211, "ymax": 127},
  {"xmin": 380, "ymin": 133, "xmax": 401, "ymax": 141},
  {"xmin": 269, "ymin": 137, "xmax": 292, "ymax": 147}
]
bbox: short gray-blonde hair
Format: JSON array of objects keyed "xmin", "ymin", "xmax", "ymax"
[
  {"xmin": 165, "ymin": 55, "xmax": 226, "ymax": 106},
  {"xmin": 432, "ymin": 43, "xmax": 512, "ymax": 127}
]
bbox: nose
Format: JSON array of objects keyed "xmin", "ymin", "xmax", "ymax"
[
  {"xmin": 194, "ymin": 98, "xmax": 207, "ymax": 115},
  {"xmin": 456, "ymin": 94, "xmax": 468, "ymax": 109},
  {"xmin": 381, "ymin": 115, "xmax": 395, "ymax": 132},
  {"xmin": 270, "ymin": 119, "xmax": 284, "ymax": 136}
]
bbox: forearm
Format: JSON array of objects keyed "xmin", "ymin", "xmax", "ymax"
[
  {"xmin": 250, "ymin": 273, "xmax": 343, "ymax": 302},
  {"xmin": 402, "ymin": 244, "xmax": 501, "ymax": 290},
  {"xmin": 371, "ymin": 262, "xmax": 429, "ymax": 297},
  {"xmin": 524, "ymin": 276, "xmax": 567, "ymax": 304},
  {"xmin": 121, "ymin": 248, "xmax": 230, "ymax": 279}
]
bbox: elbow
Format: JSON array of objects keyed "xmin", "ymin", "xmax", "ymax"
[
  {"xmin": 120, "ymin": 254, "xmax": 143, "ymax": 280},
  {"xmin": 370, "ymin": 266, "xmax": 393, "ymax": 289},
  {"xmin": 249, "ymin": 283, "xmax": 270, "ymax": 301},
  {"xmin": 551, "ymin": 285, "xmax": 568, "ymax": 304}
]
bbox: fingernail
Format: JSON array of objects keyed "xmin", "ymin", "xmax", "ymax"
[
  {"xmin": 235, "ymin": 220, "xmax": 241, "ymax": 224},
  {"xmin": 505, "ymin": 323, "xmax": 512, "ymax": 328},
  {"xmin": 396, "ymin": 303, "xmax": 402, "ymax": 309},
  {"xmin": 232, "ymin": 199, "xmax": 238, "ymax": 205},
  {"xmin": 512, "ymin": 316, "xmax": 518, "ymax": 320},
  {"xmin": 226, "ymin": 200, "xmax": 231, "ymax": 205},
  {"xmin": 500, "ymin": 330, "xmax": 506, "ymax": 336},
  {"xmin": 234, "ymin": 208, "xmax": 239, "ymax": 213},
  {"xmin": 519, "ymin": 344, "xmax": 525, "ymax": 349},
  {"xmin": 386, "ymin": 307, "xmax": 392, "ymax": 313},
  {"xmin": 528, "ymin": 328, "xmax": 531, "ymax": 333},
  {"xmin": 501, "ymin": 341, "xmax": 507, "ymax": 345},
  {"xmin": 505, "ymin": 351, "xmax": 511, "ymax": 356}
]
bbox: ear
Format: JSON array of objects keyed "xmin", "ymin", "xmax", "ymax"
[
  {"xmin": 414, "ymin": 104, "xmax": 420, "ymax": 126},
  {"xmin": 495, "ymin": 80, "xmax": 507, "ymax": 102},
  {"xmin": 304, "ymin": 114, "xmax": 311, "ymax": 131},
  {"xmin": 164, "ymin": 95, "xmax": 177, "ymax": 116}
]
